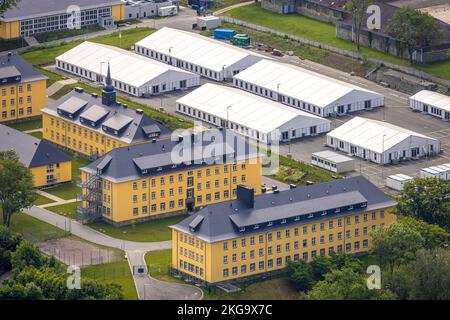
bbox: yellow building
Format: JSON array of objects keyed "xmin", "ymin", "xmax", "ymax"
[
  {"xmin": 0, "ymin": 0, "xmax": 125, "ymax": 39},
  {"xmin": 0, "ymin": 124, "xmax": 72, "ymax": 188},
  {"xmin": 78, "ymin": 130, "xmax": 262, "ymax": 225},
  {"xmin": 41, "ymin": 65, "xmax": 171, "ymax": 159},
  {"xmin": 0, "ymin": 53, "xmax": 47, "ymax": 123},
  {"xmin": 170, "ymin": 176, "xmax": 397, "ymax": 285}
]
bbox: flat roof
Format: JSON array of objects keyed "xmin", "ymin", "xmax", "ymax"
[
  {"xmin": 387, "ymin": 174, "xmax": 414, "ymax": 182},
  {"xmin": 327, "ymin": 117, "xmax": 438, "ymax": 153},
  {"xmin": 312, "ymin": 150, "xmax": 354, "ymax": 163},
  {"xmin": 233, "ymin": 59, "xmax": 383, "ymax": 109},
  {"xmin": 0, "ymin": 124, "xmax": 71, "ymax": 168},
  {"xmin": 135, "ymin": 27, "xmax": 267, "ymax": 72},
  {"xmin": 176, "ymin": 83, "xmax": 330, "ymax": 134},
  {"xmin": 0, "ymin": 54, "xmax": 47, "ymax": 83},
  {"xmin": 1, "ymin": 0, "xmax": 123, "ymax": 22},
  {"xmin": 56, "ymin": 41, "xmax": 198, "ymax": 88},
  {"xmin": 410, "ymin": 90, "xmax": 450, "ymax": 112}
]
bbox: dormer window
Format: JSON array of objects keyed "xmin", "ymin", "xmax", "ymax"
[
  {"xmin": 239, "ymin": 227, "xmax": 245, "ymax": 232},
  {"xmin": 142, "ymin": 169, "xmax": 148, "ymax": 174},
  {"xmin": 335, "ymin": 208, "xmax": 341, "ymax": 213},
  {"xmin": 157, "ymin": 167, "xmax": 162, "ymax": 171},
  {"xmin": 253, "ymin": 224, "xmax": 259, "ymax": 230},
  {"xmin": 281, "ymin": 219, "xmax": 287, "ymax": 224},
  {"xmin": 294, "ymin": 216, "xmax": 300, "ymax": 221},
  {"xmin": 322, "ymin": 211, "xmax": 327, "ymax": 216},
  {"xmin": 307, "ymin": 214, "xmax": 314, "ymax": 219},
  {"xmin": 267, "ymin": 221, "xmax": 273, "ymax": 227},
  {"xmin": 361, "ymin": 202, "xmax": 367, "ymax": 208},
  {"xmin": 348, "ymin": 205, "xmax": 354, "ymax": 210}
]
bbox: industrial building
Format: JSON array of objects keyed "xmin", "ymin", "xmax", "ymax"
[
  {"xmin": 176, "ymin": 83, "xmax": 331, "ymax": 143},
  {"xmin": 134, "ymin": 27, "xmax": 267, "ymax": 81},
  {"xmin": 232, "ymin": 59, "xmax": 385, "ymax": 117},
  {"xmin": 410, "ymin": 90, "xmax": 450, "ymax": 121},
  {"xmin": 41, "ymin": 66, "xmax": 171, "ymax": 158},
  {"xmin": 0, "ymin": 124, "xmax": 72, "ymax": 188},
  {"xmin": 385, "ymin": 174, "xmax": 414, "ymax": 191},
  {"xmin": 56, "ymin": 42, "xmax": 200, "ymax": 97},
  {"xmin": 171, "ymin": 176, "xmax": 397, "ymax": 284},
  {"xmin": 311, "ymin": 150, "xmax": 354, "ymax": 174},
  {"xmin": 78, "ymin": 130, "xmax": 262, "ymax": 224},
  {"xmin": 122, "ymin": 0, "xmax": 175, "ymax": 19},
  {"xmin": 326, "ymin": 117, "xmax": 441, "ymax": 165},
  {"xmin": 0, "ymin": 0, "xmax": 125, "ymax": 39},
  {"xmin": 420, "ymin": 163, "xmax": 450, "ymax": 181}
]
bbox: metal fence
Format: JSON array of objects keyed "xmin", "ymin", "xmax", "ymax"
[{"xmin": 221, "ymin": 16, "xmax": 450, "ymax": 88}]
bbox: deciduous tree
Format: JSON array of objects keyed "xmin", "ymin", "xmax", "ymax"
[{"xmin": 344, "ymin": 0, "xmax": 373, "ymax": 50}]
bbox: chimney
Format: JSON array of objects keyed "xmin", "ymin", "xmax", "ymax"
[{"xmin": 237, "ymin": 185, "xmax": 255, "ymax": 209}]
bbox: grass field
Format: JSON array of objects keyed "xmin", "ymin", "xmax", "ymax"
[
  {"xmin": 36, "ymin": 67, "xmax": 64, "ymax": 87},
  {"xmin": 89, "ymin": 214, "xmax": 187, "ymax": 242},
  {"xmin": 82, "ymin": 260, "xmax": 138, "ymax": 300},
  {"xmin": 34, "ymin": 194, "xmax": 55, "ymax": 206},
  {"xmin": 7, "ymin": 118, "xmax": 42, "ymax": 131},
  {"xmin": 21, "ymin": 27, "xmax": 156, "ymax": 66},
  {"xmin": 3, "ymin": 213, "xmax": 69, "ymax": 243},
  {"xmin": 34, "ymin": 25, "xmax": 105, "ymax": 43},
  {"xmin": 49, "ymin": 85, "xmax": 73, "ymax": 100},
  {"xmin": 47, "ymin": 202, "xmax": 79, "ymax": 219},
  {"xmin": 29, "ymin": 131, "xmax": 43, "ymax": 139},
  {"xmin": 44, "ymin": 183, "xmax": 80, "ymax": 200},
  {"xmin": 145, "ymin": 249, "xmax": 183, "ymax": 283}
]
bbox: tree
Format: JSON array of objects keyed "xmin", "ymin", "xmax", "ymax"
[
  {"xmin": 399, "ymin": 217, "xmax": 449, "ymax": 249},
  {"xmin": 287, "ymin": 261, "xmax": 315, "ymax": 292},
  {"xmin": 0, "ymin": 151, "xmax": 36, "ymax": 227},
  {"xmin": 306, "ymin": 268, "xmax": 394, "ymax": 300},
  {"xmin": 387, "ymin": 7, "xmax": 444, "ymax": 63},
  {"xmin": 396, "ymin": 178, "xmax": 450, "ymax": 230},
  {"xmin": 371, "ymin": 222, "xmax": 424, "ymax": 273},
  {"xmin": 344, "ymin": 0, "xmax": 373, "ymax": 50},
  {"xmin": 0, "ymin": 0, "xmax": 19, "ymax": 18}
]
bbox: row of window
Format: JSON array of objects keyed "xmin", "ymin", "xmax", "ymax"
[
  {"xmin": 1, "ymin": 84, "xmax": 32, "ymax": 96},
  {"xmin": 131, "ymin": 199, "xmax": 185, "ymax": 216},
  {"xmin": 1, "ymin": 96, "xmax": 32, "ymax": 107},
  {"xmin": 1, "ymin": 107, "xmax": 33, "ymax": 119}
]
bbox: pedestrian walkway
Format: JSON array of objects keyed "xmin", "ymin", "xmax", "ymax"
[
  {"xmin": 39, "ymin": 198, "xmax": 77, "ymax": 209},
  {"xmin": 24, "ymin": 36, "xmax": 39, "ymax": 47},
  {"xmin": 213, "ymin": 1, "xmax": 253, "ymax": 15},
  {"xmin": 36, "ymin": 190, "xmax": 66, "ymax": 203},
  {"xmin": 46, "ymin": 78, "xmax": 78, "ymax": 97},
  {"xmin": 24, "ymin": 128, "xmax": 43, "ymax": 134}
]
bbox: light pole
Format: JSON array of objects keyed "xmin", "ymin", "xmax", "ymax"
[{"xmin": 169, "ymin": 46, "xmax": 173, "ymax": 65}]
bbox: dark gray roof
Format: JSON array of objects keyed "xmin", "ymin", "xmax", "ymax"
[
  {"xmin": 171, "ymin": 176, "xmax": 396, "ymax": 243},
  {"xmin": 80, "ymin": 105, "xmax": 110, "ymax": 123},
  {"xmin": 81, "ymin": 130, "xmax": 259, "ymax": 183},
  {"xmin": 1, "ymin": 0, "xmax": 123, "ymax": 22},
  {"xmin": 43, "ymin": 89, "xmax": 171, "ymax": 144},
  {"xmin": 0, "ymin": 54, "xmax": 47, "ymax": 83},
  {"xmin": 0, "ymin": 124, "xmax": 72, "ymax": 168}
]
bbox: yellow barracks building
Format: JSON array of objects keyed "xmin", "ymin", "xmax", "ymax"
[
  {"xmin": 78, "ymin": 130, "xmax": 262, "ymax": 224},
  {"xmin": 0, "ymin": 124, "xmax": 72, "ymax": 188},
  {"xmin": 41, "ymin": 65, "xmax": 171, "ymax": 159},
  {"xmin": 0, "ymin": 53, "xmax": 47, "ymax": 123},
  {"xmin": 0, "ymin": 0, "xmax": 124, "ymax": 39},
  {"xmin": 171, "ymin": 176, "xmax": 397, "ymax": 285}
]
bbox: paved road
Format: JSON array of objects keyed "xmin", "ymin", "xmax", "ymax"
[
  {"xmin": 24, "ymin": 206, "xmax": 172, "ymax": 251},
  {"xmin": 127, "ymin": 250, "xmax": 203, "ymax": 300}
]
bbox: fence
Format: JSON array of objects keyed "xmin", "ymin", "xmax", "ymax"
[{"xmin": 220, "ymin": 16, "xmax": 450, "ymax": 88}]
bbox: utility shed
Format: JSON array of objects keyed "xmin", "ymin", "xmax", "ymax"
[
  {"xmin": 176, "ymin": 83, "xmax": 331, "ymax": 143},
  {"xmin": 326, "ymin": 117, "xmax": 441, "ymax": 165},
  {"xmin": 311, "ymin": 150, "xmax": 354, "ymax": 173},
  {"xmin": 197, "ymin": 15, "xmax": 221, "ymax": 29},
  {"xmin": 386, "ymin": 174, "xmax": 414, "ymax": 191},
  {"xmin": 134, "ymin": 27, "xmax": 267, "ymax": 81},
  {"xmin": 232, "ymin": 59, "xmax": 385, "ymax": 117},
  {"xmin": 56, "ymin": 41, "xmax": 200, "ymax": 97},
  {"xmin": 410, "ymin": 90, "xmax": 450, "ymax": 121}
]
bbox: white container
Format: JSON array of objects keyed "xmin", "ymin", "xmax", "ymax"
[
  {"xmin": 197, "ymin": 16, "xmax": 221, "ymax": 30},
  {"xmin": 158, "ymin": 5, "xmax": 177, "ymax": 17},
  {"xmin": 386, "ymin": 174, "xmax": 414, "ymax": 191}
]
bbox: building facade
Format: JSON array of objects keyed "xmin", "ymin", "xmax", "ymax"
[
  {"xmin": 0, "ymin": 124, "xmax": 72, "ymax": 188},
  {"xmin": 41, "ymin": 66, "xmax": 171, "ymax": 159},
  {"xmin": 171, "ymin": 177, "xmax": 397, "ymax": 285},
  {"xmin": 0, "ymin": 0, "xmax": 125, "ymax": 39},
  {"xmin": 78, "ymin": 130, "xmax": 262, "ymax": 225},
  {"xmin": 0, "ymin": 53, "xmax": 47, "ymax": 123},
  {"xmin": 410, "ymin": 90, "xmax": 450, "ymax": 121}
]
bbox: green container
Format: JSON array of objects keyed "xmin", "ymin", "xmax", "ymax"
[{"xmin": 231, "ymin": 33, "xmax": 250, "ymax": 47}]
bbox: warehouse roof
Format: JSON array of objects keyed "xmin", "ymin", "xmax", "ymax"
[
  {"xmin": 1, "ymin": 0, "xmax": 123, "ymax": 22},
  {"xmin": 56, "ymin": 42, "xmax": 197, "ymax": 88},
  {"xmin": 176, "ymin": 83, "xmax": 330, "ymax": 134},
  {"xmin": 233, "ymin": 59, "xmax": 383, "ymax": 109},
  {"xmin": 171, "ymin": 176, "xmax": 396, "ymax": 243},
  {"xmin": 327, "ymin": 117, "xmax": 438, "ymax": 153},
  {"xmin": 410, "ymin": 90, "xmax": 450, "ymax": 112},
  {"xmin": 81, "ymin": 130, "xmax": 259, "ymax": 183},
  {"xmin": 312, "ymin": 150, "xmax": 354, "ymax": 164},
  {"xmin": 0, "ymin": 54, "xmax": 47, "ymax": 83},
  {"xmin": 0, "ymin": 124, "xmax": 71, "ymax": 168},
  {"xmin": 135, "ymin": 27, "xmax": 267, "ymax": 72},
  {"xmin": 42, "ymin": 89, "xmax": 171, "ymax": 144}
]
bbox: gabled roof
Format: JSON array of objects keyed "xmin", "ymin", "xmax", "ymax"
[
  {"xmin": 0, "ymin": 124, "xmax": 71, "ymax": 168},
  {"xmin": 410, "ymin": 90, "xmax": 450, "ymax": 112},
  {"xmin": 42, "ymin": 89, "xmax": 171, "ymax": 144},
  {"xmin": 0, "ymin": 54, "xmax": 47, "ymax": 83},
  {"xmin": 135, "ymin": 27, "xmax": 267, "ymax": 72},
  {"xmin": 56, "ymin": 41, "xmax": 198, "ymax": 88},
  {"xmin": 171, "ymin": 176, "xmax": 396, "ymax": 243},
  {"xmin": 233, "ymin": 59, "xmax": 382, "ymax": 109},
  {"xmin": 327, "ymin": 117, "xmax": 438, "ymax": 153}
]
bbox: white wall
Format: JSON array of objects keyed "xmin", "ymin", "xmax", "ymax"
[{"xmin": 410, "ymin": 98, "xmax": 450, "ymax": 121}]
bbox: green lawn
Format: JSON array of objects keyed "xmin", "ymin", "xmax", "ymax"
[
  {"xmin": 47, "ymin": 202, "xmax": 79, "ymax": 219},
  {"xmin": 36, "ymin": 67, "xmax": 64, "ymax": 87},
  {"xmin": 34, "ymin": 25, "xmax": 105, "ymax": 43},
  {"xmin": 82, "ymin": 260, "xmax": 138, "ymax": 300},
  {"xmin": 34, "ymin": 194, "xmax": 55, "ymax": 206},
  {"xmin": 89, "ymin": 214, "xmax": 187, "ymax": 242},
  {"xmin": 145, "ymin": 249, "xmax": 183, "ymax": 283},
  {"xmin": 29, "ymin": 131, "xmax": 43, "ymax": 139},
  {"xmin": 49, "ymin": 85, "xmax": 73, "ymax": 100},
  {"xmin": 21, "ymin": 27, "xmax": 156, "ymax": 66},
  {"xmin": 7, "ymin": 118, "xmax": 42, "ymax": 131},
  {"xmin": 3, "ymin": 212, "xmax": 69, "ymax": 243},
  {"xmin": 44, "ymin": 183, "xmax": 80, "ymax": 200}
]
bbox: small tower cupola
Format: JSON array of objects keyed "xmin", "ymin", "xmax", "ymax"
[{"xmin": 102, "ymin": 63, "xmax": 116, "ymax": 106}]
